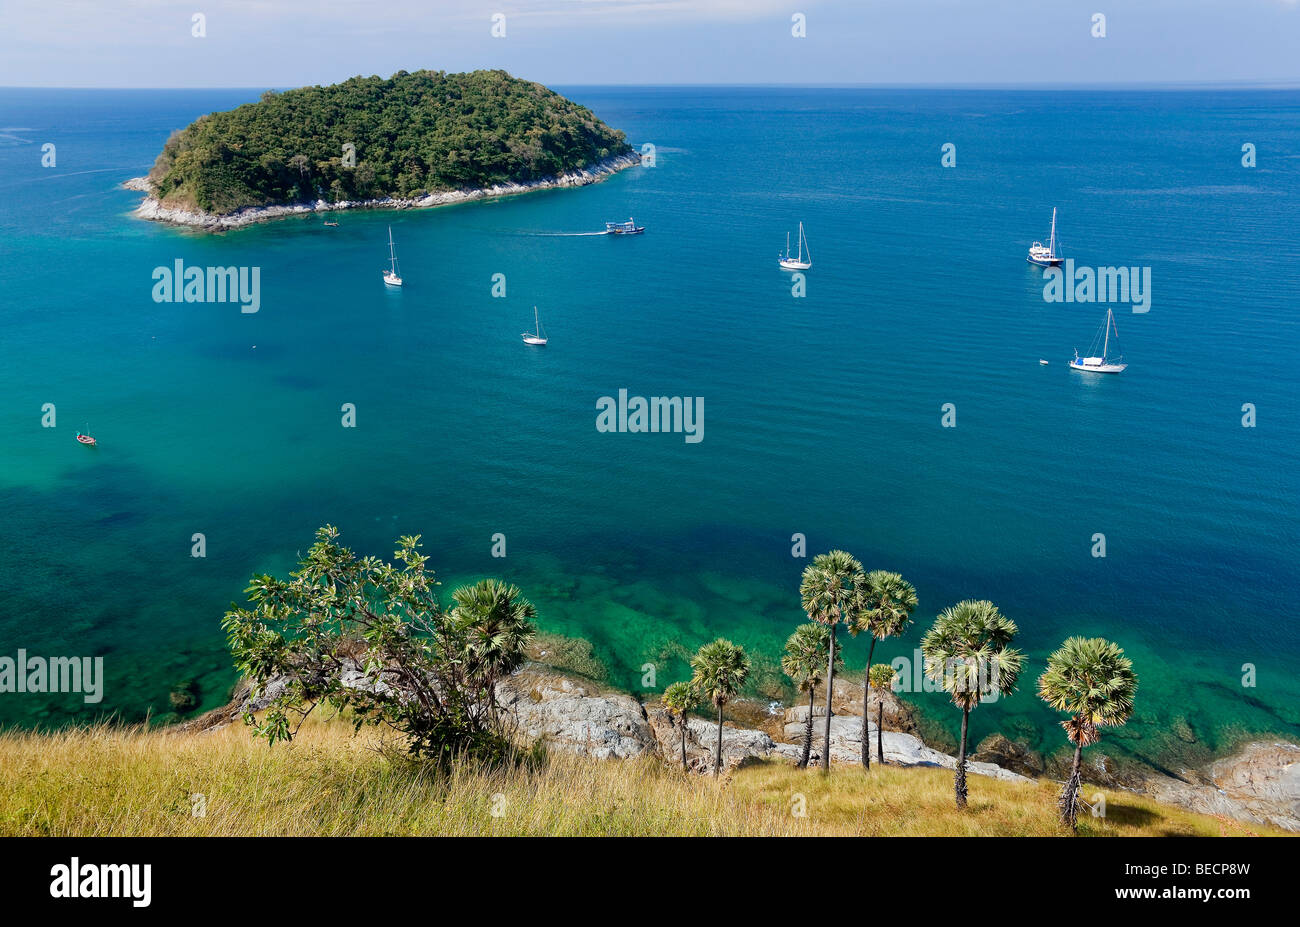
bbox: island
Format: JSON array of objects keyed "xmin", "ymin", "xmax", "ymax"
[{"xmin": 125, "ymin": 69, "xmax": 639, "ymax": 229}]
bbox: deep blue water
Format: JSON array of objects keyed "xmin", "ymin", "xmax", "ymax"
[{"xmin": 1, "ymin": 86, "xmax": 1297, "ymax": 768}]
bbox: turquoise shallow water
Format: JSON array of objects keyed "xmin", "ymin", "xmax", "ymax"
[{"xmin": 1, "ymin": 87, "xmax": 1298, "ymax": 769}]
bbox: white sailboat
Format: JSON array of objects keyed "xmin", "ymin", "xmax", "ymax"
[
  {"xmin": 1071, "ymin": 307, "xmax": 1127, "ymax": 374},
  {"xmin": 779, "ymin": 221, "xmax": 812, "ymax": 270},
  {"xmin": 1027, "ymin": 207, "xmax": 1063, "ymax": 267},
  {"xmin": 382, "ymin": 226, "xmax": 403, "ymax": 287},
  {"xmin": 522, "ymin": 306, "xmax": 548, "ymax": 346}
]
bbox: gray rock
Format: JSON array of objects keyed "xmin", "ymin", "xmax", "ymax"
[
  {"xmin": 241, "ymin": 676, "xmax": 289, "ymax": 713},
  {"xmin": 646, "ymin": 706, "xmax": 778, "ymax": 772},
  {"xmin": 781, "ymin": 713, "xmax": 1031, "ymax": 783},
  {"xmin": 1133, "ymin": 742, "xmax": 1300, "ymax": 833},
  {"xmin": 687, "ymin": 717, "xmax": 775, "ymax": 757},
  {"xmin": 495, "ymin": 668, "xmax": 656, "ymax": 760}
]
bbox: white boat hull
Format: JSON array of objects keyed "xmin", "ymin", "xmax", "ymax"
[
  {"xmin": 522, "ymin": 336, "xmax": 547, "ymax": 345},
  {"xmin": 383, "ymin": 272, "xmax": 402, "ymax": 287},
  {"xmin": 1027, "ymin": 255, "xmax": 1062, "ymax": 267},
  {"xmin": 779, "ymin": 259, "xmax": 811, "ymax": 270},
  {"xmin": 1070, "ymin": 359, "xmax": 1126, "ymax": 374}
]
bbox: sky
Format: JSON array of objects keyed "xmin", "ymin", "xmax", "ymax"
[{"xmin": 0, "ymin": 0, "xmax": 1296, "ymax": 88}]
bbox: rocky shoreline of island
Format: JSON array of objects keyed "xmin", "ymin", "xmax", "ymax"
[{"xmin": 123, "ymin": 151, "xmax": 641, "ymax": 231}]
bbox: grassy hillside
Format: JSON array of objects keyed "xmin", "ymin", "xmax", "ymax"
[
  {"xmin": 0, "ymin": 716, "xmax": 1280, "ymax": 837},
  {"xmin": 147, "ymin": 69, "xmax": 633, "ymax": 214}
]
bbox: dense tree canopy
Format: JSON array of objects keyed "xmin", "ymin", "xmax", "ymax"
[
  {"xmin": 221, "ymin": 526, "xmax": 537, "ymax": 764},
  {"xmin": 148, "ymin": 69, "xmax": 633, "ymax": 214}
]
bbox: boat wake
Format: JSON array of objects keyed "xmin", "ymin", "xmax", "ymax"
[{"xmin": 522, "ymin": 230, "xmax": 611, "ymax": 237}]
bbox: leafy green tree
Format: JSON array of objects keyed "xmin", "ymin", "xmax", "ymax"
[
  {"xmin": 221, "ymin": 526, "xmax": 535, "ymax": 765},
  {"xmin": 661, "ymin": 681, "xmax": 699, "ymax": 773},
  {"xmin": 690, "ymin": 639, "xmax": 751, "ymax": 777},
  {"xmin": 1038, "ymin": 637, "xmax": 1138, "ymax": 831},
  {"xmin": 799, "ymin": 550, "xmax": 865, "ymax": 771},
  {"xmin": 781, "ymin": 623, "xmax": 841, "ymax": 768},
  {"xmin": 920, "ymin": 600, "xmax": 1024, "ymax": 808},
  {"xmin": 867, "ymin": 664, "xmax": 899, "ymax": 767},
  {"xmin": 848, "ymin": 571, "xmax": 917, "ymax": 768}
]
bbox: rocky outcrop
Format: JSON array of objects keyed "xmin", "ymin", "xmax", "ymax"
[
  {"xmin": 816, "ymin": 677, "xmax": 921, "ymax": 736},
  {"xmin": 1039, "ymin": 739, "xmax": 1300, "ymax": 834},
  {"xmin": 1211, "ymin": 742, "xmax": 1300, "ymax": 824},
  {"xmin": 791, "ymin": 716, "xmax": 1029, "ymax": 783},
  {"xmin": 1128, "ymin": 742, "xmax": 1300, "ymax": 833},
  {"xmin": 971, "ymin": 734, "xmax": 1046, "ymax": 778},
  {"xmin": 125, "ymin": 152, "xmax": 641, "ymax": 231},
  {"xmin": 494, "ymin": 667, "xmax": 655, "ymax": 760},
  {"xmin": 645, "ymin": 705, "xmax": 781, "ymax": 773},
  {"xmin": 774, "ymin": 679, "xmax": 1017, "ymax": 777}
]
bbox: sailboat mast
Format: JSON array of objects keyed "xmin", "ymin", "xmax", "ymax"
[
  {"xmin": 1103, "ymin": 308, "xmax": 1112, "ymax": 359},
  {"xmin": 1049, "ymin": 208, "xmax": 1057, "ymax": 256}
]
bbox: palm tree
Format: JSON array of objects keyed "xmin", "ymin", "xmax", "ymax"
[
  {"xmin": 848, "ymin": 571, "xmax": 917, "ymax": 768},
  {"xmin": 799, "ymin": 550, "xmax": 865, "ymax": 771},
  {"xmin": 1038, "ymin": 637, "xmax": 1138, "ymax": 831},
  {"xmin": 781, "ymin": 623, "xmax": 841, "ymax": 768},
  {"xmin": 867, "ymin": 663, "xmax": 898, "ymax": 767},
  {"xmin": 920, "ymin": 600, "xmax": 1023, "ymax": 809},
  {"xmin": 449, "ymin": 578, "xmax": 537, "ymax": 722},
  {"xmin": 661, "ymin": 681, "xmax": 698, "ymax": 774},
  {"xmin": 690, "ymin": 639, "xmax": 751, "ymax": 777}
]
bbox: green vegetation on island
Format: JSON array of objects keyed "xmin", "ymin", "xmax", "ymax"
[{"xmin": 146, "ymin": 69, "xmax": 634, "ymax": 215}]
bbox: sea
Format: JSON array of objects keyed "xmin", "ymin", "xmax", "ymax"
[{"xmin": 1, "ymin": 86, "xmax": 1297, "ymax": 772}]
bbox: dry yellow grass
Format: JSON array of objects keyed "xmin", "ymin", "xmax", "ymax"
[{"xmin": 0, "ymin": 716, "xmax": 1282, "ymax": 837}]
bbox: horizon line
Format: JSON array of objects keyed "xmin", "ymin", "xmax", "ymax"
[{"xmin": 4, "ymin": 79, "xmax": 1300, "ymax": 92}]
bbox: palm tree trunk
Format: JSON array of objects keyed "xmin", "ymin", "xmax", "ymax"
[
  {"xmin": 680, "ymin": 715, "xmax": 688, "ymax": 773},
  {"xmin": 821, "ymin": 625, "xmax": 837, "ymax": 772},
  {"xmin": 799, "ymin": 684, "xmax": 815, "ymax": 768},
  {"xmin": 1059, "ymin": 737, "xmax": 1084, "ymax": 831},
  {"xmin": 876, "ymin": 698, "xmax": 885, "ymax": 766},
  {"xmin": 713, "ymin": 702, "xmax": 724, "ymax": 777},
  {"xmin": 861, "ymin": 637, "xmax": 877, "ymax": 768},
  {"xmin": 954, "ymin": 707, "xmax": 970, "ymax": 809}
]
